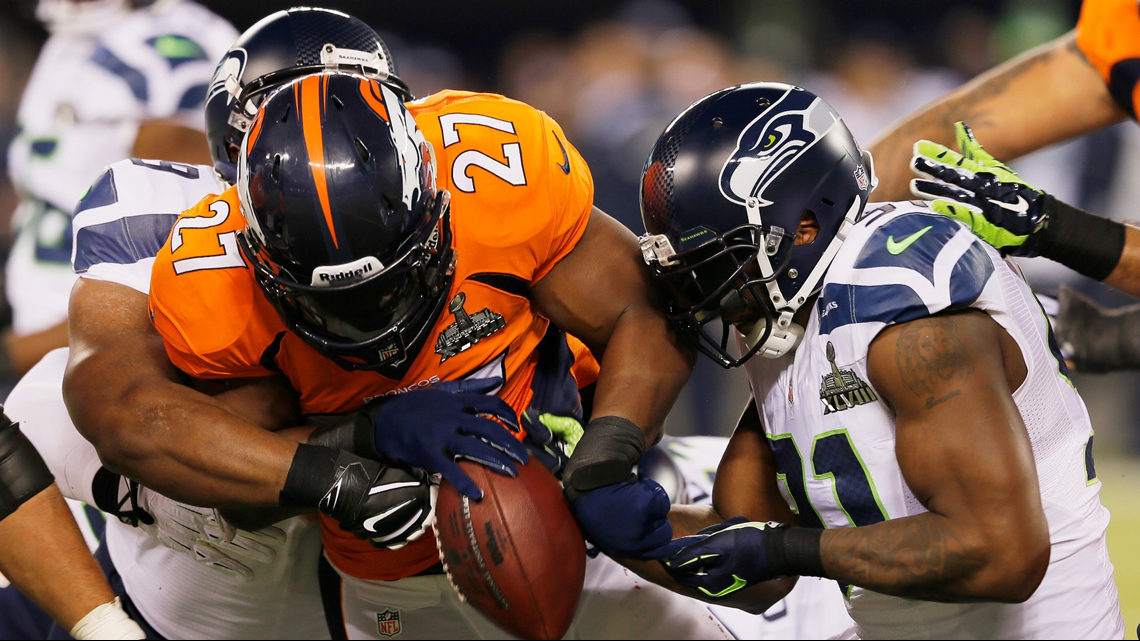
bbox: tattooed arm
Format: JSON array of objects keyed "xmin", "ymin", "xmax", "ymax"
[
  {"xmin": 869, "ymin": 32, "xmax": 1125, "ymax": 201},
  {"xmin": 819, "ymin": 309, "xmax": 1049, "ymax": 603}
]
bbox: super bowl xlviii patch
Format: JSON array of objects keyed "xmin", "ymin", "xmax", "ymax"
[
  {"xmin": 435, "ymin": 292, "xmax": 506, "ymax": 362},
  {"xmin": 376, "ymin": 609, "xmax": 401, "ymax": 637},
  {"xmin": 819, "ymin": 342, "xmax": 877, "ymax": 414}
]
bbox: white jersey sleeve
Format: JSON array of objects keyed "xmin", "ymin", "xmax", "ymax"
[{"xmin": 72, "ymin": 158, "xmax": 221, "ymax": 294}]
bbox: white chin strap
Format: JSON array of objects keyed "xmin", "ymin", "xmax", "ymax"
[
  {"xmin": 741, "ymin": 312, "xmax": 804, "ymax": 359},
  {"xmin": 743, "ymin": 193, "xmax": 865, "ymax": 360}
]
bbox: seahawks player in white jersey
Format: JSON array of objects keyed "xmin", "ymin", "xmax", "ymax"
[
  {"xmin": 6, "ymin": 0, "xmax": 234, "ymax": 373},
  {"xmin": 624, "ymin": 83, "xmax": 1122, "ymax": 638},
  {"xmin": 639, "ymin": 437, "xmax": 855, "ymax": 640}
]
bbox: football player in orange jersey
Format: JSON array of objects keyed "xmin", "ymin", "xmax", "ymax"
[{"xmin": 75, "ymin": 59, "xmax": 702, "ymax": 636}]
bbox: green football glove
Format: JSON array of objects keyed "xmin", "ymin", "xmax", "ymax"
[{"xmin": 910, "ymin": 121, "xmax": 1048, "ymax": 256}]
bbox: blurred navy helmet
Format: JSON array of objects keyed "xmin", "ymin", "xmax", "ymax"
[
  {"xmin": 236, "ymin": 71, "xmax": 451, "ymax": 375},
  {"xmin": 640, "ymin": 82, "xmax": 875, "ymax": 367},
  {"xmin": 206, "ymin": 7, "xmax": 411, "ymax": 185}
]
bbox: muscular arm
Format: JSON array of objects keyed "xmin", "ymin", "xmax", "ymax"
[
  {"xmin": 870, "ymin": 32, "xmax": 1126, "ymax": 201},
  {"xmin": 623, "ymin": 401, "xmax": 798, "ymax": 614},
  {"xmin": 64, "ymin": 278, "xmax": 302, "ymax": 508},
  {"xmin": 0, "ymin": 485, "xmax": 119, "ymax": 631},
  {"xmin": 820, "ymin": 310, "xmax": 1049, "ymax": 603},
  {"xmin": 530, "ymin": 207, "xmax": 695, "ymax": 444}
]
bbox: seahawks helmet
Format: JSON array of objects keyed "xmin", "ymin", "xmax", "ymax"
[
  {"xmin": 640, "ymin": 83, "xmax": 875, "ymax": 367},
  {"xmin": 206, "ymin": 7, "xmax": 411, "ymax": 185},
  {"xmin": 237, "ymin": 72, "xmax": 451, "ymax": 376}
]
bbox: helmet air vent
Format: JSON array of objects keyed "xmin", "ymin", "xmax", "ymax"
[{"xmin": 354, "ymin": 138, "xmax": 371, "ymax": 162}]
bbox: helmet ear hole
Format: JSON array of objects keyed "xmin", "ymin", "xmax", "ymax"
[{"xmin": 272, "ymin": 155, "xmax": 282, "ymax": 181}]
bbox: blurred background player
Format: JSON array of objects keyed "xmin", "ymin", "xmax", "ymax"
[{"xmin": 6, "ymin": 0, "xmax": 234, "ymax": 378}]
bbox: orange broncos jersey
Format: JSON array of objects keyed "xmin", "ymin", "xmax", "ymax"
[
  {"xmin": 149, "ymin": 90, "xmax": 594, "ymax": 581},
  {"xmin": 1077, "ymin": 0, "xmax": 1140, "ymax": 119}
]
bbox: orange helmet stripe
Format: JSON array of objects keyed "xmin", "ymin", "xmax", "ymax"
[
  {"xmin": 247, "ymin": 109, "xmax": 266, "ymax": 150},
  {"xmin": 360, "ymin": 78, "xmax": 389, "ymax": 122},
  {"xmin": 298, "ymin": 75, "xmax": 338, "ymax": 248}
]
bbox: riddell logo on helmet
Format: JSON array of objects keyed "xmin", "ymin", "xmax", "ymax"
[{"xmin": 311, "ymin": 256, "xmax": 384, "ymax": 287}]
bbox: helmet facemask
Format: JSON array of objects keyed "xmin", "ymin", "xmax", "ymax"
[
  {"xmin": 642, "ymin": 223, "xmax": 795, "ymax": 368},
  {"xmin": 238, "ymin": 192, "xmax": 455, "ymax": 372}
]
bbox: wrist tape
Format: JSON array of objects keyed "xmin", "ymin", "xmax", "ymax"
[
  {"xmin": 561, "ymin": 416, "xmax": 646, "ymax": 503},
  {"xmin": 279, "ymin": 443, "xmax": 341, "ymax": 507},
  {"xmin": 70, "ymin": 597, "xmax": 145, "ymax": 640},
  {"xmin": 766, "ymin": 526, "xmax": 826, "ymax": 578},
  {"xmin": 0, "ymin": 413, "xmax": 54, "ymax": 522},
  {"xmin": 1039, "ymin": 195, "xmax": 1126, "ymax": 282},
  {"xmin": 306, "ymin": 401, "xmax": 388, "ymax": 459}
]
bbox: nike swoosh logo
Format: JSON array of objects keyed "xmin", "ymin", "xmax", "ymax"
[
  {"xmin": 699, "ymin": 575, "xmax": 749, "ymax": 598},
  {"xmin": 886, "ymin": 226, "xmax": 933, "ymax": 255},
  {"xmin": 554, "ymin": 132, "xmax": 570, "ymax": 175},
  {"xmin": 363, "ymin": 499, "xmax": 415, "ymax": 533},
  {"xmin": 993, "ymin": 195, "xmax": 1028, "ymax": 214}
]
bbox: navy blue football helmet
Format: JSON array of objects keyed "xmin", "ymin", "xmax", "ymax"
[
  {"xmin": 640, "ymin": 83, "xmax": 875, "ymax": 367},
  {"xmin": 206, "ymin": 7, "xmax": 411, "ymax": 185},
  {"xmin": 236, "ymin": 72, "xmax": 451, "ymax": 375}
]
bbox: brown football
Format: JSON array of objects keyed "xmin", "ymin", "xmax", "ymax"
[{"xmin": 435, "ymin": 458, "xmax": 586, "ymax": 640}]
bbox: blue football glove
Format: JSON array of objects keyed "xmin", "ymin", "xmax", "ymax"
[
  {"xmin": 520, "ymin": 409, "xmax": 583, "ymax": 478},
  {"xmin": 371, "ymin": 377, "xmax": 527, "ymax": 500},
  {"xmin": 664, "ymin": 517, "xmax": 784, "ymax": 598},
  {"xmin": 910, "ymin": 121, "xmax": 1048, "ymax": 257},
  {"xmin": 571, "ymin": 479, "xmax": 676, "ymax": 559}
]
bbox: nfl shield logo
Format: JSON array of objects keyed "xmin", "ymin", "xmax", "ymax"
[{"xmin": 376, "ymin": 609, "xmax": 401, "ymax": 637}]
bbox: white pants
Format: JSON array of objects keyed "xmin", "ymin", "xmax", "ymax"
[{"xmin": 328, "ymin": 552, "xmax": 733, "ymax": 640}]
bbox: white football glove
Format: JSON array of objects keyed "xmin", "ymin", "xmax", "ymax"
[{"xmin": 132, "ymin": 485, "xmax": 286, "ymax": 583}]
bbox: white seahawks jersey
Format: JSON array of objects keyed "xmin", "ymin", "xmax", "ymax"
[
  {"xmin": 72, "ymin": 157, "xmax": 222, "ymax": 293},
  {"xmin": 6, "ymin": 0, "xmax": 234, "ymax": 334},
  {"xmin": 662, "ymin": 437, "xmax": 855, "ymax": 640},
  {"xmin": 64, "ymin": 160, "xmax": 329, "ymax": 640},
  {"xmin": 741, "ymin": 203, "xmax": 1122, "ymax": 639}
]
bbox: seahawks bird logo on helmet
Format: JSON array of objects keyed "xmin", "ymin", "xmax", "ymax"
[{"xmin": 719, "ymin": 91, "xmax": 838, "ymax": 209}]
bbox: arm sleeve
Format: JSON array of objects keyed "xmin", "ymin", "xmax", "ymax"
[{"xmin": 1076, "ymin": 0, "xmax": 1140, "ymax": 119}]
